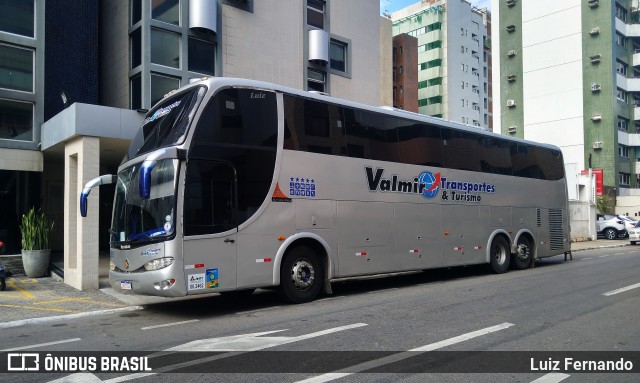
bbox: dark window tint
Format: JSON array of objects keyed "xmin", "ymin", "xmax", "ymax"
[
  {"xmin": 442, "ymin": 129, "xmax": 480, "ymax": 171},
  {"xmin": 511, "ymin": 143, "xmax": 540, "ymax": 179},
  {"xmin": 284, "ymin": 95, "xmax": 345, "ymax": 155},
  {"xmin": 0, "ymin": 0, "xmax": 34, "ymax": 37},
  {"xmin": 136, "ymin": 86, "xmax": 205, "ymax": 156},
  {"xmin": 330, "ymin": 40, "xmax": 346, "ymax": 72},
  {"xmin": 0, "ymin": 44, "xmax": 33, "ymax": 92},
  {"xmin": 152, "ymin": 0, "xmax": 180, "ymax": 25},
  {"xmin": 150, "ymin": 73, "xmax": 180, "ymax": 106},
  {"xmin": 131, "ymin": 28, "xmax": 141, "ymax": 69},
  {"xmin": 307, "ymin": 0, "xmax": 324, "ymax": 29},
  {"xmin": 187, "ymin": 89, "xmax": 278, "ymax": 234},
  {"xmin": 0, "ymin": 99, "xmax": 33, "ymax": 141},
  {"xmin": 130, "ymin": 74, "xmax": 141, "ymax": 110},
  {"xmin": 188, "ymin": 37, "xmax": 215, "ymax": 75},
  {"xmin": 478, "ymin": 137, "xmax": 512, "ymax": 175},
  {"xmin": 131, "ymin": 0, "xmax": 141, "ymax": 25},
  {"xmin": 398, "ymin": 123, "xmax": 443, "ymax": 167},
  {"xmin": 184, "ymin": 160, "xmax": 236, "ymax": 236},
  {"xmin": 535, "ymin": 148, "xmax": 564, "ymax": 180}
]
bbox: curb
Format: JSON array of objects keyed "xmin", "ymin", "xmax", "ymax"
[{"xmin": 0, "ymin": 306, "xmax": 144, "ymax": 330}]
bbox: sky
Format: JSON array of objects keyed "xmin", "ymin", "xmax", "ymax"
[{"xmin": 380, "ymin": 0, "xmax": 491, "ymax": 15}]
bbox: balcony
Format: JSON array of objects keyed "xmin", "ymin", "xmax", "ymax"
[
  {"xmin": 618, "ymin": 130, "xmax": 640, "ymax": 146},
  {"xmin": 617, "ymin": 17, "xmax": 640, "ymax": 37},
  {"xmin": 635, "ymin": 106, "xmax": 640, "ymax": 121},
  {"xmin": 421, "ymin": 103, "xmax": 443, "ymax": 116},
  {"xmin": 423, "ymin": 66, "xmax": 442, "ymax": 79},
  {"xmin": 419, "ymin": 49, "xmax": 441, "ymax": 62},
  {"xmin": 617, "ymin": 73, "xmax": 640, "ymax": 92},
  {"xmin": 421, "ymin": 29, "xmax": 443, "ymax": 44},
  {"xmin": 634, "ymin": 52, "xmax": 640, "ymax": 67},
  {"xmin": 418, "ymin": 85, "xmax": 442, "ymax": 99}
]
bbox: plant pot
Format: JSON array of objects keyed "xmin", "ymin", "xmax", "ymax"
[{"xmin": 21, "ymin": 249, "xmax": 51, "ymax": 278}]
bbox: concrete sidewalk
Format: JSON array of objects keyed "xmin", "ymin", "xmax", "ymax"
[{"xmin": 0, "ymin": 239, "xmax": 632, "ymax": 329}]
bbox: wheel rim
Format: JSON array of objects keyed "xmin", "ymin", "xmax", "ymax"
[
  {"xmin": 290, "ymin": 259, "xmax": 315, "ymax": 291},
  {"xmin": 606, "ymin": 230, "xmax": 615, "ymax": 240},
  {"xmin": 517, "ymin": 242, "xmax": 530, "ymax": 263},
  {"xmin": 493, "ymin": 243, "xmax": 507, "ymax": 265}
]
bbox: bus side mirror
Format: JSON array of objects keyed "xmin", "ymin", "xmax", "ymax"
[{"xmin": 80, "ymin": 175, "xmax": 116, "ymax": 217}]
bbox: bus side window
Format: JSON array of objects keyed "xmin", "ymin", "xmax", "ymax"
[
  {"xmin": 441, "ymin": 129, "xmax": 480, "ymax": 172},
  {"xmin": 398, "ymin": 122, "xmax": 443, "ymax": 167},
  {"xmin": 478, "ymin": 137, "xmax": 512, "ymax": 176},
  {"xmin": 511, "ymin": 143, "xmax": 540, "ymax": 179}
]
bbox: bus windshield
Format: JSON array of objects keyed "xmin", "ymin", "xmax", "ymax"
[
  {"xmin": 134, "ymin": 86, "xmax": 206, "ymax": 157},
  {"xmin": 111, "ymin": 159, "xmax": 179, "ymax": 245}
]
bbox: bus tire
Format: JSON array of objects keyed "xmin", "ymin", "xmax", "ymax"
[
  {"xmin": 278, "ymin": 245, "xmax": 324, "ymax": 304},
  {"xmin": 489, "ymin": 236, "xmax": 510, "ymax": 274},
  {"xmin": 512, "ymin": 236, "xmax": 533, "ymax": 270}
]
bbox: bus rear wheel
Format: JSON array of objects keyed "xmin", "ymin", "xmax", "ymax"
[
  {"xmin": 512, "ymin": 236, "xmax": 533, "ymax": 270},
  {"xmin": 279, "ymin": 246, "xmax": 324, "ymax": 304},
  {"xmin": 489, "ymin": 236, "xmax": 510, "ymax": 274}
]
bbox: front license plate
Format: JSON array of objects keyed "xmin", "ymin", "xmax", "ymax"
[{"xmin": 120, "ymin": 280, "xmax": 132, "ymax": 290}]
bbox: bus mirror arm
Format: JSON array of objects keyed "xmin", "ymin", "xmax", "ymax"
[{"xmin": 80, "ymin": 175, "xmax": 116, "ymax": 217}]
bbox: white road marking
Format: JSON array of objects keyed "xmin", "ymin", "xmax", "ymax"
[
  {"xmin": 0, "ymin": 306, "xmax": 143, "ymax": 330},
  {"xmin": 603, "ymin": 282, "xmax": 640, "ymax": 296},
  {"xmin": 141, "ymin": 319, "xmax": 199, "ymax": 330},
  {"xmin": 295, "ymin": 322, "xmax": 515, "ymax": 383},
  {"xmin": 581, "ymin": 257, "xmax": 593, "ymax": 260},
  {"xmin": 48, "ymin": 323, "xmax": 370, "ymax": 382},
  {"xmin": 530, "ymin": 373, "xmax": 570, "ymax": 383},
  {"xmin": 598, "ymin": 254, "xmax": 612, "ymax": 258},
  {"xmin": 1, "ymin": 338, "xmax": 81, "ymax": 352},
  {"xmin": 235, "ymin": 306, "xmax": 281, "ymax": 315}
]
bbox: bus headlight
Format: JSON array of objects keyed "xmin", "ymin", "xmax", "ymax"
[{"xmin": 144, "ymin": 257, "xmax": 174, "ymax": 271}]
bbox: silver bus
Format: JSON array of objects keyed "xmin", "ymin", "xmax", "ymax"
[{"xmin": 81, "ymin": 77, "xmax": 570, "ymax": 303}]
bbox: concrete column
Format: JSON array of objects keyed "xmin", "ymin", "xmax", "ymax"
[{"xmin": 64, "ymin": 136, "xmax": 100, "ymax": 290}]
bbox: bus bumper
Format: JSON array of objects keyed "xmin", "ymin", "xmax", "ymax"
[{"xmin": 109, "ymin": 262, "xmax": 187, "ymax": 297}]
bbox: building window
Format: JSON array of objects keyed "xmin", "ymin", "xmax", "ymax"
[
  {"xmin": 0, "ymin": 0, "xmax": 34, "ymax": 37},
  {"xmin": 151, "ymin": 28, "xmax": 180, "ymax": 68},
  {"xmin": 620, "ymin": 172, "xmax": 630, "ymax": 186},
  {"xmin": 329, "ymin": 39, "xmax": 347, "ymax": 73},
  {"xmin": 130, "ymin": 28, "xmax": 142, "ymax": 69},
  {"xmin": 0, "ymin": 44, "xmax": 33, "ymax": 92},
  {"xmin": 131, "ymin": 0, "xmax": 142, "ymax": 25},
  {"xmin": 617, "ymin": 88, "xmax": 628, "ymax": 103},
  {"xmin": 307, "ymin": 0, "xmax": 325, "ymax": 29},
  {"xmin": 619, "ymin": 145, "xmax": 630, "ymax": 158},
  {"xmin": 616, "ymin": 4, "xmax": 627, "ymax": 22},
  {"xmin": 150, "ymin": 73, "xmax": 180, "ymax": 106},
  {"xmin": 0, "ymin": 98, "xmax": 33, "ymax": 141},
  {"xmin": 130, "ymin": 74, "xmax": 141, "ymax": 110},
  {"xmin": 188, "ymin": 37, "xmax": 215, "ymax": 75},
  {"xmin": 618, "ymin": 116, "xmax": 629, "ymax": 132},
  {"xmin": 616, "ymin": 33, "xmax": 625, "ymax": 48},
  {"xmin": 307, "ymin": 68, "xmax": 326, "ymax": 92},
  {"xmin": 152, "ymin": 0, "xmax": 180, "ymax": 26},
  {"xmin": 616, "ymin": 60, "xmax": 627, "ymax": 76}
]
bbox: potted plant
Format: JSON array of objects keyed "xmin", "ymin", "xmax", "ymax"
[{"xmin": 19, "ymin": 208, "xmax": 54, "ymax": 278}]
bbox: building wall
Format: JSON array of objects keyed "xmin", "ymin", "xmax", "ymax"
[
  {"xmin": 99, "ymin": 1, "xmax": 129, "ymax": 109},
  {"xmin": 221, "ymin": 0, "xmax": 304, "ymax": 89},
  {"xmin": 380, "ymin": 16, "xmax": 394, "ymax": 107},
  {"xmin": 393, "ymin": 34, "xmax": 418, "ymax": 112}
]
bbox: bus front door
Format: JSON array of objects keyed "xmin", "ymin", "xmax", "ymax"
[{"xmin": 182, "ymin": 160, "xmax": 238, "ymax": 294}]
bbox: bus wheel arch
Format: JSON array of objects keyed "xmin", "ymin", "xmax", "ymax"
[
  {"xmin": 512, "ymin": 231, "xmax": 535, "ymax": 270},
  {"xmin": 274, "ymin": 235, "xmax": 332, "ymax": 303},
  {"xmin": 487, "ymin": 232, "xmax": 511, "ymax": 274}
]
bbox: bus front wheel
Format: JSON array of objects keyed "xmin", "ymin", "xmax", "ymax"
[
  {"xmin": 489, "ymin": 236, "xmax": 510, "ymax": 274},
  {"xmin": 279, "ymin": 246, "xmax": 324, "ymax": 304}
]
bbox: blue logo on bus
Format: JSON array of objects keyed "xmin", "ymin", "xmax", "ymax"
[{"xmin": 419, "ymin": 171, "xmax": 441, "ymax": 199}]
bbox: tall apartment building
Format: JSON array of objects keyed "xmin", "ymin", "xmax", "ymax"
[
  {"xmin": 492, "ymin": 0, "xmax": 640, "ymax": 208},
  {"xmin": 393, "ymin": 34, "xmax": 419, "ymax": 112},
  {"xmin": 391, "ymin": 0, "xmax": 492, "ymax": 130},
  {"xmin": 0, "ymin": 0, "xmax": 392, "ymax": 286}
]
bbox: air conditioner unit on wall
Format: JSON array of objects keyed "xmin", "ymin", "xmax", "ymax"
[
  {"xmin": 593, "ymin": 141, "xmax": 603, "ymax": 149},
  {"xmin": 507, "ymin": 74, "xmax": 517, "ymax": 82},
  {"xmin": 508, "ymin": 126, "xmax": 517, "ymax": 134},
  {"xmin": 590, "ymin": 54, "xmax": 601, "ymax": 64},
  {"xmin": 507, "ymin": 99, "xmax": 516, "ymax": 107},
  {"xmin": 507, "ymin": 50, "xmax": 517, "ymax": 57},
  {"xmin": 591, "ymin": 114, "xmax": 602, "ymax": 121},
  {"xmin": 507, "ymin": 0, "xmax": 516, "ymax": 7},
  {"xmin": 506, "ymin": 25, "xmax": 516, "ymax": 33},
  {"xmin": 589, "ymin": 27, "xmax": 600, "ymax": 36},
  {"xmin": 588, "ymin": 0, "xmax": 599, "ymax": 8},
  {"xmin": 591, "ymin": 83, "xmax": 601, "ymax": 92}
]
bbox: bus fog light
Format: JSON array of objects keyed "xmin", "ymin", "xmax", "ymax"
[
  {"xmin": 110, "ymin": 260, "xmax": 116, "ymax": 271},
  {"xmin": 154, "ymin": 278, "xmax": 176, "ymax": 290},
  {"xmin": 144, "ymin": 257, "xmax": 174, "ymax": 271}
]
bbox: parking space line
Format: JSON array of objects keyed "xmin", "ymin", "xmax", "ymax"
[
  {"xmin": 33, "ymin": 297, "xmax": 91, "ymax": 305},
  {"xmin": 603, "ymin": 282, "xmax": 640, "ymax": 296},
  {"xmin": 7, "ymin": 279, "xmax": 35, "ymax": 299},
  {"xmin": 295, "ymin": 322, "xmax": 514, "ymax": 383},
  {"xmin": 0, "ymin": 338, "xmax": 82, "ymax": 352},
  {"xmin": 530, "ymin": 373, "xmax": 570, "ymax": 383},
  {"xmin": 142, "ymin": 319, "xmax": 199, "ymax": 330},
  {"xmin": 0, "ymin": 303, "xmax": 78, "ymax": 314}
]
